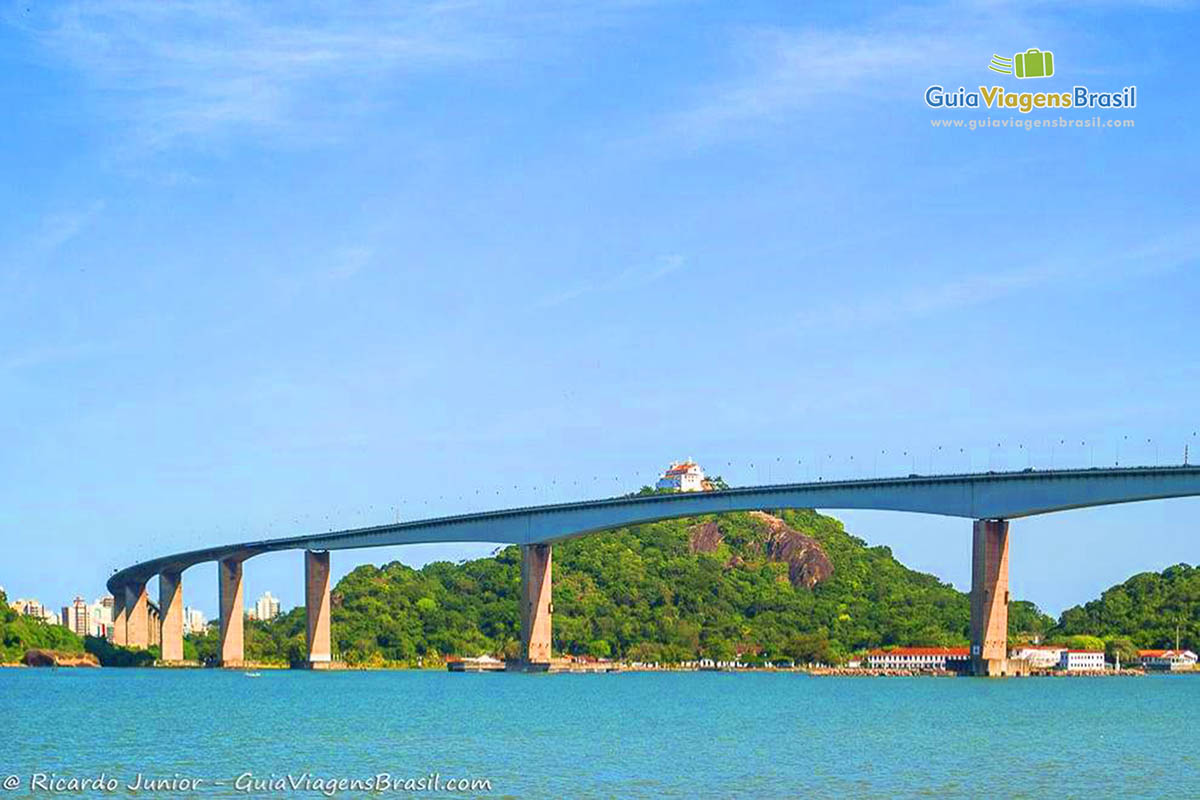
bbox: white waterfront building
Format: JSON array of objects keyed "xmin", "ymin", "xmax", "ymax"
[
  {"xmin": 865, "ymin": 647, "xmax": 970, "ymax": 671},
  {"xmin": 1010, "ymin": 645, "xmax": 1066, "ymax": 669},
  {"xmin": 1137, "ymin": 649, "xmax": 1198, "ymax": 671},
  {"xmin": 1058, "ymin": 650, "xmax": 1106, "ymax": 672}
]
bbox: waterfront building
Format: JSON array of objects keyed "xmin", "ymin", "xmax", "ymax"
[
  {"xmin": 1137, "ymin": 649, "xmax": 1198, "ymax": 671},
  {"xmin": 1010, "ymin": 645, "xmax": 1066, "ymax": 669},
  {"xmin": 864, "ymin": 647, "xmax": 970, "ymax": 671},
  {"xmin": 447, "ymin": 654, "xmax": 505, "ymax": 672},
  {"xmin": 656, "ymin": 461, "xmax": 707, "ymax": 492},
  {"xmin": 253, "ymin": 591, "xmax": 281, "ymax": 622},
  {"xmin": 1058, "ymin": 650, "xmax": 1105, "ymax": 672}
]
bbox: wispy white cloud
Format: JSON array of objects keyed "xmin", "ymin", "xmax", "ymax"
[
  {"xmin": 0, "ymin": 199, "xmax": 106, "ymax": 300},
  {"xmin": 30, "ymin": 200, "xmax": 106, "ymax": 255},
  {"xmin": 534, "ymin": 253, "xmax": 686, "ymax": 308},
  {"xmin": 17, "ymin": 1, "xmax": 501, "ymax": 150},
  {"xmin": 0, "ymin": 340, "xmax": 117, "ymax": 372},
  {"xmin": 327, "ymin": 246, "xmax": 373, "ymax": 281},
  {"xmin": 265, "ymin": 244, "xmax": 375, "ymax": 304},
  {"xmin": 788, "ymin": 227, "xmax": 1200, "ymax": 333},
  {"xmin": 15, "ymin": 0, "xmax": 673, "ymax": 152},
  {"xmin": 662, "ymin": 27, "xmax": 969, "ymax": 145}
]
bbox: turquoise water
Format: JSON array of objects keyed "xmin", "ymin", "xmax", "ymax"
[{"xmin": 2, "ymin": 670, "xmax": 1197, "ymax": 798}]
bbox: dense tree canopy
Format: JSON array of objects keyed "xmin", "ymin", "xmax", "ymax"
[
  {"xmin": 1052, "ymin": 563, "xmax": 1200, "ymax": 651},
  {"xmin": 0, "ymin": 589, "xmax": 85, "ymax": 663}
]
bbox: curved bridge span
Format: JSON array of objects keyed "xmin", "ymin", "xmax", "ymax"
[{"xmin": 106, "ymin": 466, "xmax": 1200, "ymax": 675}]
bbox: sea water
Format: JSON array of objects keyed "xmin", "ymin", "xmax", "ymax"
[{"xmin": 2, "ymin": 669, "xmax": 1196, "ymax": 798}]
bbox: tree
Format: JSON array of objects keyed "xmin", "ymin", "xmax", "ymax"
[
  {"xmin": 706, "ymin": 475, "xmax": 731, "ymax": 491},
  {"xmin": 587, "ymin": 639, "xmax": 612, "ymax": 658},
  {"xmin": 784, "ymin": 632, "xmax": 833, "ymax": 664},
  {"xmin": 1104, "ymin": 636, "xmax": 1138, "ymax": 666},
  {"xmin": 1064, "ymin": 634, "xmax": 1106, "ymax": 651}
]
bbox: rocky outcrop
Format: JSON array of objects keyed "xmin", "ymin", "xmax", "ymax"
[
  {"xmin": 689, "ymin": 513, "xmax": 834, "ymax": 589},
  {"xmin": 22, "ymin": 650, "xmax": 100, "ymax": 668},
  {"xmin": 748, "ymin": 512, "xmax": 835, "ymax": 589},
  {"xmin": 688, "ymin": 521, "xmax": 724, "ymax": 554}
]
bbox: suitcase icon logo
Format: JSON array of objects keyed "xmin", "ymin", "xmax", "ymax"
[{"xmin": 988, "ymin": 49, "xmax": 1055, "ymax": 79}]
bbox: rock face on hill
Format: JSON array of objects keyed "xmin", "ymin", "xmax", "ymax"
[
  {"xmin": 22, "ymin": 649, "xmax": 100, "ymax": 668},
  {"xmin": 750, "ymin": 512, "xmax": 835, "ymax": 589},
  {"xmin": 688, "ymin": 512, "xmax": 834, "ymax": 589},
  {"xmin": 688, "ymin": 521, "xmax": 724, "ymax": 554}
]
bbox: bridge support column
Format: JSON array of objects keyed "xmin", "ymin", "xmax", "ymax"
[
  {"xmin": 218, "ymin": 558, "xmax": 245, "ymax": 668},
  {"xmin": 124, "ymin": 583, "xmax": 149, "ymax": 649},
  {"xmin": 159, "ymin": 571, "xmax": 184, "ymax": 663},
  {"xmin": 514, "ymin": 544, "xmax": 552, "ymax": 670},
  {"xmin": 111, "ymin": 588, "xmax": 128, "ymax": 646},
  {"xmin": 970, "ymin": 519, "xmax": 1011, "ymax": 677},
  {"xmin": 149, "ymin": 604, "xmax": 161, "ymax": 648},
  {"xmin": 305, "ymin": 550, "xmax": 332, "ymax": 669}
]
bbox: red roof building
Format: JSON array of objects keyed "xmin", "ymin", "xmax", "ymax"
[
  {"xmin": 656, "ymin": 460, "xmax": 707, "ymax": 492},
  {"xmin": 864, "ymin": 647, "xmax": 969, "ymax": 670},
  {"xmin": 1138, "ymin": 649, "xmax": 1198, "ymax": 670}
]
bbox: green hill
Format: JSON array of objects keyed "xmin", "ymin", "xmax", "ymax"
[
  {"xmin": 1053, "ymin": 563, "xmax": 1200, "ymax": 652},
  {"xmin": 0, "ymin": 589, "xmax": 86, "ymax": 663},
  {"xmin": 221, "ymin": 509, "xmax": 1054, "ymax": 666}
]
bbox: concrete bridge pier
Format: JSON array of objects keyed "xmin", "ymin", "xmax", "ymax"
[
  {"xmin": 159, "ymin": 571, "xmax": 184, "ymax": 663},
  {"xmin": 111, "ymin": 588, "xmax": 128, "ymax": 646},
  {"xmin": 304, "ymin": 550, "xmax": 332, "ymax": 669},
  {"xmin": 513, "ymin": 543, "xmax": 553, "ymax": 670},
  {"xmin": 218, "ymin": 557, "xmax": 245, "ymax": 668},
  {"xmin": 148, "ymin": 603, "xmax": 161, "ymax": 648},
  {"xmin": 970, "ymin": 519, "xmax": 1011, "ymax": 677},
  {"xmin": 124, "ymin": 583, "xmax": 149, "ymax": 649}
]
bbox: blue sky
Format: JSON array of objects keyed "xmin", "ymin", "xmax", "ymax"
[{"xmin": 1, "ymin": 0, "xmax": 1197, "ymax": 620}]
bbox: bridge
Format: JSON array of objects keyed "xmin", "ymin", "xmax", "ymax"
[{"xmin": 106, "ymin": 466, "xmax": 1200, "ymax": 676}]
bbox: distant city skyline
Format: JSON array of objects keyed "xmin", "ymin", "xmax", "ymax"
[{"xmin": 3, "ymin": 587, "xmax": 278, "ymax": 635}]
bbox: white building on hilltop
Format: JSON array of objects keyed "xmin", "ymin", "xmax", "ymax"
[{"xmin": 656, "ymin": 461, "xmax": 707, "ymax": 492}]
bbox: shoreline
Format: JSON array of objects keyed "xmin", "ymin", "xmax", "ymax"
[{"xmin": 2, "ymin": 660, "xmax": 1183, "ymax": 677}]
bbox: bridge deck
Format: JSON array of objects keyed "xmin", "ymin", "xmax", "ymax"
[{"xmin": 106, "ymin": 466, "xmax": 1200, "ymax": 593}]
